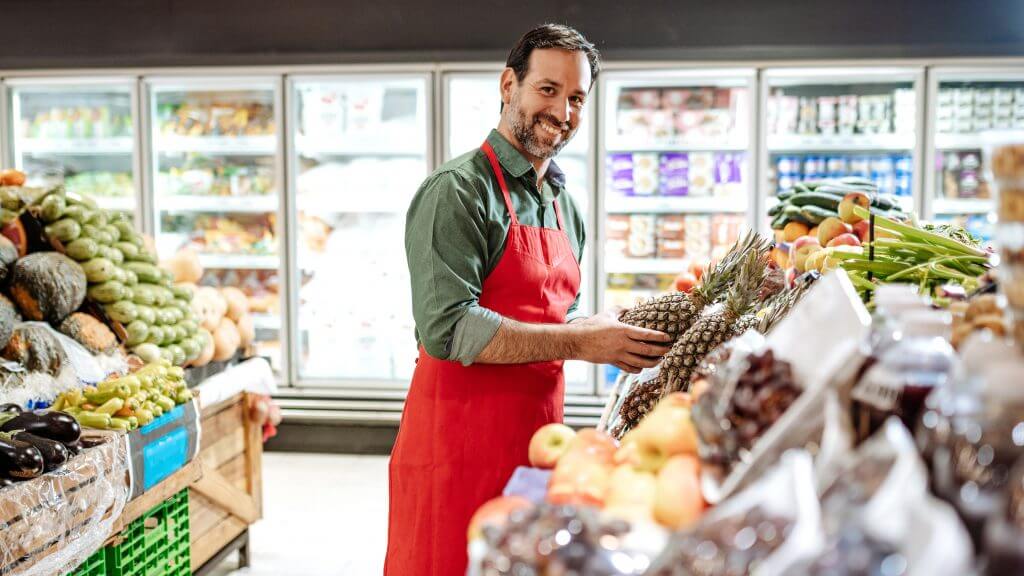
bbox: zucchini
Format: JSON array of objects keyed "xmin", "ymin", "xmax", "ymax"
[
  {"xmin": 789, "ymin": 192, "xmax": 841, "ymax": 210},
  {"xmin": 166, "ymin": 344, "xmax": 186, "ymax": 366},
  {"xmin": 180, "ymin": 337, "xmax": 201, "ymax": 361},
  {"xmin": 145, "ymin": 325, "xmax": 164, "ymax": 345},
  {"xmin": 99, "ymin": 245, "xmax": 124, "ymax": 265},
  {"xmin": 767, "ymin": 202, "xmax": 785, "ymax": 217},
  {"xmin": 86, "ymin": 211, "xmax": 108, "ymax": 227},
  {"xmin": 87, "ymin": 281, "xmax": 125, "ymax": 304},
  {"xmin": 155, "ymin": 307, "xmax": 174, "ymax": 326},
  {"xmin": 872, "ymin": 194, "xmax": 898, "ymax": 211},
  {"xmin": 180, "ymin": 320, "xmax": 198, "ymax": 335},
  {"xmin": 160, "ymin": 326, "xmax": 177, "ymax": 346},
  {"xmin": 82, "ymin": 258, "xmax": 116, "ymax": 283},
  {"xmin": 132, "ymin": 343, "xmax": 161, "ymax": 363},
  {"xmin": 169, "ymin": 285, "xmax": 192, "ymax": 300},
  {"xmin": 44, "ymin": 219, "xmax": 82, "ymax": 243},
  {"xmin": 136, "ymin": 305, "xmax": 156, "ymax": 325},
  {"xmin": 123, "ymin": 269, "xmax": 139, "ymax": 286},
  {"xmin": 113, "ymin": 221, "xmax": 136, "ymax": 242},
  {"xmin": 123, "ymin": 262, "xmax": 162, "ymax": 284},
  {"xmin": 776, "ymin": 189, "xmax": 795, "ymax": 201},
  {"xmin": 800, "ymin": 205, "xmax": 839, "ymax": 225},
  {"xmin": 122, "ymin": 287, "xmax": 134, "ymax": 302},
  {"xmin": 105, "ymin": 301, "xmax": 139, "ymax": 324},
  {"xmin": 158, "ymin": 346, "xmax": 175, "ymax": 364},
  {"xmin": 771, "ymin": 212, "xmax": 789, "ymax": 230},
  {"xmin": 132, "ymin": 286, "xmax": 157, "ymax": 307},
  {"xmin": 40, "ymin": 194, "xmax": 66, "ymax": 223},
  {"xmin": 103, "ymin": 224, "xmax": 121, "ymax": 243},
  {"xmin": 82, "ymin": 224, "xmax": 113, "ymax": 245},
  {"xmin": 126, "ymin": 320, "xmax": 149, "ymax": 346},
  {"xmin": 115, "ymin": 242, "xmax": 139, "ymax": 259},
  {"xmin": 63, "ymin": 205, "xmax": 89, "ymax": 224},
  {"xmin": 64, "ymin": 238, "xmax": 99, "ymax": 261}
]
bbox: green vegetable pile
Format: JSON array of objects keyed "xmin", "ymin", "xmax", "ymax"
[{"xmin": 769, "ymin": 177, "xmax": 908, "ymax": 230}]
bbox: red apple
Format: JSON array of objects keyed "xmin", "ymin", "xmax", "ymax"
[
  {"xmin": 827, "ymin": 233, "xmax": 862, "ymax": 248},
  {"xmin": 528, "ymin": 423, "xmax": 576, "ymax": 469},
  {"xmin": 791, "ymin": 236, "xmax": 823, "ymax": 273},
  {"xmin": 468, "ymin": 496, "xmax": 533, "ymax": 540},
  {"xmin": 838, "ymin": 191, "xmax": 871, "ymax": 224},
  {"xmin": 817, "ymin": 217, "xmax": 853, "ymax": 246}
]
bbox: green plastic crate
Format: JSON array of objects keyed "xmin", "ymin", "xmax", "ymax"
[
  {"xmin": 106, "ymin": 488, "xmax": 191, "ymax": 576},
  {"xmin": 65, "ymin": 548, "xmax": 106, "ymax": 576}
]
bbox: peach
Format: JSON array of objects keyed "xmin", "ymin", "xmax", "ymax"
[
  {"xmin": 817, "ymin": 217, "xmax": 853, "ymax": 246},
  {"xmin": 838, "ymin": 191, "xmax": 871, "ymax": 224},
  {"xmin": 852, "ymin": 220, "xmax": 872, "ymax": 243},
  {"xmin": 792, "ymin": 236, "xmax": 823, "ymax": 272},
  {"xmin": 808, "ymin": 226, "xmax": 819, "ymax": 238},
  {"xmin": 782, "ymin": 221, "xmax": 810, "ymax": 243},
  {"xmin": 604, "ymin": 464, "xmax": 658, "ymax": 524},
  {"xmin": 827, "ymin": 233, "xmax": 862, "ymax": 248},
  {"xmin": 770, "ymin": 246, "xmax": 790, "ymax": 269}
]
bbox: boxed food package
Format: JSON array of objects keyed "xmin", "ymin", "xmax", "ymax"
[
  {"xmin": 605, "ymin": 238, "xmax": 629, "ymax": 258},
  {"xmin": 605, "ymin": 214, "xmax": 631, "ymax": 240},
  {"xmin": 817, "ymin": 96, "xmax": 838, "ymax": 135},
  {"xmin": 656, "ymin": 214, "xmax": 686, "ymax": 240},
  {"xmin": 774, "ymin": 94, "xmax": 800, "ymax": 135},
  {"xmin": 711, "ymin": 214, "xmax": 745, "ymax": 248},
  {"xmin": 659, "ymin": 152, "xmax": 689, "ymax": 196},
  {"xmin": 688, "ymin": 152, "xmax": 714, "ymax": 197},
  {"xmin": 627, "ymin": 214, "xmax": 656, "ymax": 258},
  {"xmin": 657, "ymin": 238, "xmax": 687, "ymax": 259},
  {"xmin": 684, "ymin": 215, "xmax": 711, "ymax": 261},
  {"xmin": 606, "ymin": 153, "xmax": 635, "ymax": 196},
  {"xmin": 632, "ymin": 153, "xmax": 660, "ymax": 196}
]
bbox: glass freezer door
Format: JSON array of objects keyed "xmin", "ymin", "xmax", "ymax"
[
  {"xmin": 926, "ymin": 69, "xmax": 1024, "ymax": 244},
  {"xmin": 290, "ymin": 75, "xmax": 430, "ymax": 385},
  {"xmin": 443, "ymin": 71, "xmax": 595, "ymax": 393},
  {"xmin": 146, "ymin": 78, "xmax": 283, "ymax": 374},
  {"xmin": 599, "ymin": 69, "xmax": 756, "ymax": 392},
  {"xmin": 8, "ymin": 79, "xmax": 138, "ymax": 218}
]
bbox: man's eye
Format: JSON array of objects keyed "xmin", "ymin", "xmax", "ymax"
[
  {"xmin": 571, "ymin": 96, "xmax": 585, "ymax": 107},
  {"xmin": 540, "ymin": 86, "xmax": 555, "ymax": 95}
]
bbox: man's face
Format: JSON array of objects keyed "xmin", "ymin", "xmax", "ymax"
[{"xmin": 501, "ymin": 48, "xmax": 592, "ymax": 161}]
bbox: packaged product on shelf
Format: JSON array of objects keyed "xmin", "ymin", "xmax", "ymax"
[
  {"xmin": 658, "ymin": 152, "xmax": 688, "ymax": 196},
  {"xmin": 656, "ymin": 215, "xmax": 686, "ymax": 241},
  {"xmin": 837, "ymin": 95, "xmax": 858, "ymax": 135},
  {"xmin": 816, "ymin": 96, "xmax": 837, "ymax": 135},
  {"xmin": 606, "ymin": 215, "xmax": 630, "ymax": 240},
  {"xmin": 688, "ymin": 153, "xmax": 714, "ymax": 197},
  {"xmin": 607, "ymin": 153, "xmax": 635, "ymax": 196},
  {"xmin": 626, "ymin": 215, "xmax": 656, "ymax": 258},
  {"xmin": 713, "ymin": 153, "xmax": 743, "ymax": 197},
  {"xmin": 893, "ymin": 88, "xmax": 917, "ymax": 134},
  {"xmin": 632, "ymin": 153, "xmax": 659, "ymax": 196},
  {"xmin": 656, "ymin": 238, "xmax": 686, "ymax": 259},
  {"xmin": 774, "ymin": 94, "xmax": 799, "ymax": 135},
  {"xmin": 711, "ymin": 214, "xmax": 744, "ymax": 248},
  {"xmin": 797, "ymin": 97, "xmax": 817, "ymax": 135},
  {"xmin": 683, "ymin": 216, "xmax": 711, "ymax": 261}
]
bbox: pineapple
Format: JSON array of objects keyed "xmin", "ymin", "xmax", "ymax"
[
  {"xmin": 619, "ymin": 232, "xmax": 769, "ymax": 341},
  {"xmin": 658, "ymin": 251, "xmax": 767, "ymax": 394},
  {"xmin": 611, "ymin": 378, "xmax": 662, "ymax": 439}
]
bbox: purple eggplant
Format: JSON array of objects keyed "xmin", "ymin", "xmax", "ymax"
[
  {"xmin": 0, "ymin": 411, "xmax": 80, "ymax": 444},
  {"xmin": 0, "ymin": 404, "xmax": 21, "ymax": 414},
  {"xmin": 0, "ymin": 437, "xmax": 43, "ymax": 479},
  {"xmin": 12, "ymin": 432, "xmax": 68, "ymax": 472}
]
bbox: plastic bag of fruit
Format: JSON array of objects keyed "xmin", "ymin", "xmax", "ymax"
[{"xmin": 646, "ymin": 450, "xmax": 824, "ymax": 576}]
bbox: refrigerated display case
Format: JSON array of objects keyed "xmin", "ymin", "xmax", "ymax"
[
  {"xmin": 6, "ymin": 78, "xmax": 139, "ymax": 218},
  {"xmin": 442, "ymin": 70, "xmax": 596, "ymax": 392},
  {"xmin": 288, "ymin": 74, "xmax": 430, "ymax": 385},
  {"xmin": 924, "ymin": 68, "xmax": 1024, "ymax": 243},
  {"xmin": 145, "ymin": 77, "xmax": 284, "ymax": 373},
  {"xmin": 598, "ymin": 68, "xmax": 756, "ymax": 390},
  {"xmin": 761, "ymin": 67, "xmax": 924, "ymax": 228}
]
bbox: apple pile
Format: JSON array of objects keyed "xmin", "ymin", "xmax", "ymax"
[{"xmin": 527, "ymin": 393, "xmax": 706, "ymax": 531}]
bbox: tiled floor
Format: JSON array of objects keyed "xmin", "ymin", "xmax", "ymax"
[{"xmin": 208, "ymin": 453, "xmax": 389, "ymax": 576}]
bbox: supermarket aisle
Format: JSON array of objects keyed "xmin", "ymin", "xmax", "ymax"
[{"xmin": 211, "ymin": 453, "xmax": 389, "ymax": 576}]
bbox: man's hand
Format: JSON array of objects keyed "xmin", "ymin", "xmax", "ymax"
[{"xmin": 570, "ymin": 311, "xmax": 673, "ymax": 374}]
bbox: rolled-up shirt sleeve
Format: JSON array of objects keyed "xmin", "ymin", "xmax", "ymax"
[{"xmin": 406, "ymin": 169, "xmax": 502, "ymax": 363}]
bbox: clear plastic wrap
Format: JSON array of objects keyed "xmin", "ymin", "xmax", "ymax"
[{"xmin": 0, "ymin": 433, "xmax": 129, "ymax": 576}]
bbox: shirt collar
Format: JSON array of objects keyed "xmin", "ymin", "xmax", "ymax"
[{"xmin": 486, "ymin": 129, "xmax": 567, "ymax": 191}]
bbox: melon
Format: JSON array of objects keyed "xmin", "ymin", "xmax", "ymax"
[
  {"xmin": 9, "ymin": 252, "xmax": 87, "ymax": 324},
  {"xmin": 212, "ymin": 317, "xmax": 240, "ymax": 362}
]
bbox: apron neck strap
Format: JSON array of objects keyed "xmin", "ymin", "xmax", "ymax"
[{"xmin": 481, "ymin": 141, "xmax": 519, "ymax": 226}]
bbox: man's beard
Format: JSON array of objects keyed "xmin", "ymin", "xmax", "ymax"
[{"xmin": 507, "ymin": 92, "xmax": 574, "ymax": 160}]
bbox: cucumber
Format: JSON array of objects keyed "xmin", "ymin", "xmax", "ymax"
[
  {"xmin": 180, "ymin": 337, "xmax": 201, "ymax": 362},
  {"xmin": 82, "ymin": 257, "xmax": 117, "ymax": 283},
  {"xmin": 104, "ymin": 224, "xmax": 122, "ymax": 242},
  {"xmin": 122, "ymin": 287, "xmax": 134, "ymax": 302},
  {"xmin": 64, "ymin": 238, "xmax": 99, "ymax": 261},
  {"xmin": 44, "ymin": 219, "xmax": 82, "ymax": 243},
  {"xmin": 86, "ymin": 210, "xmax": 108, "ymax": 227},
  {"xmin": 155, "ymin": 287, "xmax": 174, "ymax": 307},
  {"xmin": 106, "ymin": 301, "xmax": 139, "ymax": 324},
  {"xmin": 793, "ymin": 182, "xmax": 814, "ymax": 194},
  {"xmin": 145, "ymin": 326, "xmax": 164, "ymax": 345},
  {"xmin": 771, "ymin": 213, "xmax": 789, "ymax": 230},
  {"xmin": 113, "ymin": 221, "xmax": 136, "ymax": 241},
  {"xmin": 132, "ymin": 285, "xmax": 158, "ymax": 307},
  {"xmin": 172, "ymin": 325, "xmax": 188, "ymax": 343},
  {"xmin": 161, "ymin": 326, "xmax": 177, "ymax": 346},
  {"xmin": 87, "ymin": 281, "xmax": 126, "ymax": 304},
  {"xmin": 789, "ymin": 192, "xmax": 841, "ymax": 210},
  {"xmin": 63, "ymin": 205, "xmax": 89, "ymax": 224},
  {"xmin": 126, "ymin": 320, "xmax": 149, "ymax": 346},
  {"xmin": 82, "ymin": 224, "xmax": 113, "ymax": 245},
  {"xmin": 169, "ymin": 285, "xmax": 192, "ymax": 300},
  {"xmin": 165, "ymin": 307, "xmax": 184, "ymax": 324},
  {"xmin": 123, "ymin": 269, "xmax": 138, "ymax": 286},
  {"xmin": 767, "ymin": 202, "xmax": 784, "ymax": 217},
  {"xmin": 136, "ymin": 305, "xmax": 156, "ymax": 325},
  {"xmin": 169, "ymin": 298, "xmax": 190, "ymax": 314},
  {"xmin": 872, "ymin": 194, "xmax": 898, "ymax": 211},
  {"xmin": 776, "ymin": 189, "xmax": 795, "ymax": 201},
  {"xmin": 800, "ymin": 205, "xmax": 839, "ymax": 225},
  {"xmin": 166, "ymin": 344, "xmax": 185, "ymax": 366},
  {"xmin": 99, "ymin": 245, "xmax": 124, "ymax": 265},
  {"xmin": 155, "ymin": 308, "xmax": 174, "ymax": 326},
  {"xmin": 123, "ymin": 262, "xmax": 162, "ymax": 284},
  {"xmin": 114, "ymin": 242, "xmax": 139, "ymax": 260},
  {"xmin": 158, "ymin": 347, "xmax": 175, "ymax": 364},
  {"xmin": 40, "ymin": 194, "xmax": 66, "ymax": 223}
]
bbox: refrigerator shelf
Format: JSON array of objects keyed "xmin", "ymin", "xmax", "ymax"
[
  {"xmin": 604, "ymin": 257, "xmax": 687, "ymax": 275},
  {"xmin": 159, "ymin": 194, "xmax": 277, "ymax": 213},
  {"xmin": 768, "ymin": 133, "xmax": 914, "ymax": 152},
  {"xmin": 156, "ymin": 135, "xmax": 276, "ymax": 156},
  {"xmin": 604, "ymin": 196, "xmax": 746, "ymax": 214},
  {"xmin": 197, "ymin": 253, "xmax": 279, "ymax": 270},
  {"xmin": 932, "ymin": 198, "xmax": 993, "ymax": 215},
  {"xmin": 19, "ymin": 137, "xmax": 134, "ymax": 155},
  {"xmin": 295, "ymin": 136, "xmax": 424, "ymax": 158},
  {"xmin": 605, "ymin": 140, "xmax": 747, "ymax": 153},
  {"xmin": 93, "ymin": 196, "xmax": 135, "ymax": 212},
  {"xmin": 934, "ymin": 132, "xmax": 1024, "ymax": 151}
]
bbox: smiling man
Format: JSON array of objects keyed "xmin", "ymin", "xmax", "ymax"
[{"xmin": 385, "ymin": 24, "xmax": 672, "ymax": 575}]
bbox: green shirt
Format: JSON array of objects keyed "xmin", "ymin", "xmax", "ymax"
[{"xmin": 406, "ymin": 129, "xmax": 587, "ymax": 365}]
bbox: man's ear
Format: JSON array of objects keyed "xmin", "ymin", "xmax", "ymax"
[{"xmin": 499, "ymin": 68, "xmax": 516, "ymax": 107}]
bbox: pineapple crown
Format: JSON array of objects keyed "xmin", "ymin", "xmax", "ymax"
[
  {"xmin": 724, "ymin": 249, "xmax": 768, "ymax": 319},
  {"xmin": 757, "ymin": 279, "xmax": 811, "ymax": 333},
  {"xmin": 694, "ymin": 231, "xmax": 770, "ymax": 306}
]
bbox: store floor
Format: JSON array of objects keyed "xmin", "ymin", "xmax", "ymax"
[{"xmin": 209, "ymin": 453, "xmax": 389, "ymax": 576}]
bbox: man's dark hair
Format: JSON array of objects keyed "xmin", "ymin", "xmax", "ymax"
[{"xmin": 501, "ymin": 24, "xmax": 601, "ymax": 110}]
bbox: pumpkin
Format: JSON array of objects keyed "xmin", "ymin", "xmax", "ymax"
[
  {"xmin": 162, "ymin": 249, "xmax": 203, "ymax": 284},
  {"xmin": 193, "ymin": 286, "xmax": 226, "ymax": 332},
  {"xmin": 192, "ymin": 328, "xmax": 215, "ymax": 367},
  {"xmin": 0, "ymin": 294, "xmax": 21, "ymax": 350},
  {"xmin": 59, "ymin": 312, "xmax": 118, "ymax": 354},
  {"xmin": 221, "ymin": 287, "xmax": 249, "ymax": 322},
  {"xmin": 2, "ymin": 324, "xmax": 68, "ymax": 375},
  {"xmin": 236, "ymin": 314, "xmax": 255, "ymax": 349},
  {"xmin": 0, "ymin": 235, "xmax": 18, "ymax": 283},
  {"xmin": 1, "ymin": 219, "xmax": 27, "ymax": 257},
  {"xmin": 9, "ymin": 252, "xmax": 87, "ymax": 324},
  {"xmin": 212, "ymin": 318, "xmax": 240, "ymax": 362}
]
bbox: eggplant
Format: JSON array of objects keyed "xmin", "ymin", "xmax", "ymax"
[
  {"xmin": 0, "ymin": 437, "xmax": 43, "ymax": 479},
  {"xmin": 0, "ymin": 403, "xmax": 21, "ymax": 414},
  {"xmin": 12, "ymin": 432, "xmax": 68, "ymax": 472},
  {"xmin": 0, "ymin": 411, "xmax": 81, "ymax": 444}
]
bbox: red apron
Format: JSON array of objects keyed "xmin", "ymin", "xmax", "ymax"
[{"xmin": 384, "ymin": 141, "xmax": 581, "ymax": 575}]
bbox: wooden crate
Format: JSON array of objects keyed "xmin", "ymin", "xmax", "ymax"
[{"xmin": 188, "ymin": 392, "xmax": 263, "ymax": 571}]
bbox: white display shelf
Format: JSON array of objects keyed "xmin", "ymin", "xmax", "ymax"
[
  {"xmin": 19, "ymin": 137, "xmax": 134, "ymax": 155},
  {"xmin": 296, "ymin": 193, "xmax": 411, "ymax": 214},
  {"xmin": 605, "ymin": 139, "xmax": 748, "ymax": 153},
  {"xmin": 604, "ymin": 257, "xmax": 687, "ymax": 274},
  {"xmin": 936, "ymin": 131, "xmax": 1024, "ymax": 151},
  {"xmin": 768, "ymin": 133, "xmax": 915, "ymax": 152},
  {"xmin": 93, "ymin": 196, "xmax": 135, "ymax": 211},
  {"xmin": 156, "ymin": 135, "xmax": 276, "ymax": 155},
  {"xmin": 197, "ymin": 253, "xmax": 279, "ymax": 270},
  {"xmin": 159, "ymin": 194, "xmax": 278, "ymax": 213},
  {"xmin": 604, "ymin": 195, "xmax": 747, "ymax": 214},
  {"xmin": 295, "ymin": 135, "xmax": 425, "ymax": 157},
  {"xmin": 933, "ymin": 197, "xmax": 993, "ymax": 215}
]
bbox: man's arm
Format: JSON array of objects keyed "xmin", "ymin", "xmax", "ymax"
[{"xmin": 474, "ymin": 311, "xmax": 673, "ymax": 373}]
